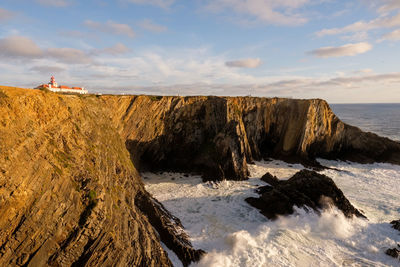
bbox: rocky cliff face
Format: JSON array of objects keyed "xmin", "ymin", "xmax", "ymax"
[
  {"xmin": 1, "ymin": 87, "xmax": 400, "ymax": 266},
  {"xmin": 0, "ymin": 87, "xmax": 202, "ymax": 267},
  {"xmin": 102, "ymin": 95, "xmax": 400, "ymax": 181}
]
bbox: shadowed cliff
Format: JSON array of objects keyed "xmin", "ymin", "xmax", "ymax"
[{"xmin": 102, "ymin": 95, "xmax": 400, "ymax": 181}]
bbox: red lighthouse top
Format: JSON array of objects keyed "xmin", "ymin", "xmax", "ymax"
[{"xmin": 50, "ymin": 76, "xmax": 56, "ymax": 86}]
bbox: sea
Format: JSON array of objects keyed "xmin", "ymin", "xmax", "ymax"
[{"xmin": 144, "ymin": 103, "xmax": 400, "ymax": 267}]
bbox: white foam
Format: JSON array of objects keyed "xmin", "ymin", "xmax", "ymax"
[{"xmin": 144, "ymin": 160, "xmax": 400, "ymax": 267}]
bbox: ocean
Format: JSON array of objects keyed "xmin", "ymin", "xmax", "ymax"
[{"xmin": 144, "ymin": 103, "xmax": 400, "ymax": 267}]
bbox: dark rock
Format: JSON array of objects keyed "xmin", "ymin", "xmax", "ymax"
[
  {"xmin": 261, "ymin": 172, "xmax": 280, "ymax": 187},
  {"xmin": 135, "ymin": 191, "xmax": 205, "ymax": 266},
  {"xmin": 246, "ymin": 170, "xmax": 366, "ymax": 220},
  {"xmin": 106, "ymin": 96, "xmax": 400, "ymax": 181},
  {"xmin": 385, "ymin": 248, "xmax": 399, "ymax": 259},
  {"xmin": 391, "ymin": 220, "xmax": 400, "ymax": 231}
]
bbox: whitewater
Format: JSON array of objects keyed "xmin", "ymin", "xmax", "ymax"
[{"xmin": 144, "ymin": 104, "xmax": 400, "ymax": 267}]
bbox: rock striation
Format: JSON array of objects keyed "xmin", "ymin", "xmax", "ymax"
[
  {"xmin": 1, "ymin": 86, "xmax": 400, "ymax": 266},
  {"xmin": 246, "ymin": 170, "xmax": 366, "ymax": 220},
  {"xmin": 0, "ymin": 87, "xmax": 202, "ymax": 266},
  {"xmin": 102, "ymin": 95, "xmax": 400, "ymax": 181}
]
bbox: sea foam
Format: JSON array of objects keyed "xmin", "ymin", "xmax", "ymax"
[{"xmin": 144, "ymin": 159, "xmax": 400, "ymax": 267}]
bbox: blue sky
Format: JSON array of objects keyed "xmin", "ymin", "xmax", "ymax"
[{"xmin": 0, "ymin": 0, "xmax": 400, "ymax": 103}]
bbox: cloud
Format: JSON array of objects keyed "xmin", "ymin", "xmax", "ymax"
[
  {"xmin": 0, "ymin": 35, "xmax": 93, "ymax": 64},
  {"xmin": 125, "ymin": 0, "xmax": 175, "ymax": 8},
  {"xmin": 0, "ymin": 36, "xmax": 43, "ymax": 58},
  {"xmin": 316, "ymin": 12, "xmax": 400, "ymax": 37},
  {"xmin": 84, "ymin": 20, "xmax": 135, "ymax": 38},
  {"xmin": 204, "ymin": 0, "xmax": 310, "ymax": 26},
  {"xmin": 225, "ymin": 58, "xmax": 262, "ymax": 68},
  {"xmin": 0, "ymin": 8, "xmax": 14, "ymax": 21},
  {"xmin": 47, "ymin": 48, "xmax": 93, "ymax": 64},
  {"xmin": 30, "ymin": 66, "xmax": 66, "ymax": 73},
  {"xmin": 378, "ymin": 0, "xmax": 400, "ymax": 13},
  {"xmin": 100, "ymin": 43, "xmax": 131, "ymax": 55},
  {"xmin": 35, "ymin": 0, "xmax": 70, "ymax": 7},
  {"xmin": 309, "ymin": 42, "xmax": 372, "ymax": 58},
  {"xmin": 379, "ymin": 29, "xmax": 400, "ymax": 41},
  {"xmin": 139, "ymin": 19, "xmax": 167, "ymax": 33}
]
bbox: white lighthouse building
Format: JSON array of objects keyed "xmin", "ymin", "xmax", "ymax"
[{"xmin": 37, "ymin": 76, "xmax": 88, "ymax": 94}]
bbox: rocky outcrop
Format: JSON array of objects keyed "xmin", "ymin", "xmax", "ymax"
[
  {"xmin": 1, "ymin": 86, "xmax": 399, "ymax": 265},
  {"xmin": 391, "ymin": 219, "xmax": 400, "ymax": 231},
  {"xmin": 246, "ymin": 170, "xmax": 366, "ymax": 219},
  {"xmin": 102, "ymin": 96, "xmax": 400, "ymax": 181},
  {"xmin": 0, "ymin": 87, "xmax": 202, "ymax": 266},
  {"xmin": 386, "ymin": 220, "xmax": 400, "ymax": 260}
]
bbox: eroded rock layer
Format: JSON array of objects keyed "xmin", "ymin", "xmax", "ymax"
[
  {"xmin": 102, "ymin": 95, "xmax": 400, "ymax": 181},
  {"xmin": 0, "ymin": 87, "xmax": 202, "ymax": 267}
]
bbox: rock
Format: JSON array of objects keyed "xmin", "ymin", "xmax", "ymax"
[
  {"xmin": 0, "ymin": 87, "xmax": 202, "ymax": 267},
  {"xmin": 135, "ymin": 191, "xmax": 205, "ymax": 267},
  {"xmin": 261, "ymin": 172, "xmax": 280, "ymax": 187},
  {"xmin": 385, "ymin": 248, "xmax": 399, "ymax": 259},
  {"xmin": 103, "ymin": 95, "xmax": 400, "ymax": 181},
  {"xmin": 391, "ymin": 219, "xmax": 400, "ymax": 231},
  {"xmin": 246, "ymin": 170, "xmax": 366, "ymax": 220}
]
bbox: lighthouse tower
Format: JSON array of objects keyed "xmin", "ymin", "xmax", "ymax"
[{"xmin": 49, "ymin": 76, "xmax": 58, "ymax": 88}]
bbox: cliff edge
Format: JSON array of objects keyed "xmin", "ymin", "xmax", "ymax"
[
  {"xmin": 102, "ymin": 95, "xmax": 400, "ymax": 181},
  {"xmin": 1, "ymin": 86, "xmax": 400, "ymax": 266},
  {"xmin": 0, "ymin": 87, "xmax": 203, "ymax": 267}
]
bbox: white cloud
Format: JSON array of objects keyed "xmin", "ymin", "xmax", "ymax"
[
  {"xmin": 47, "ymin": 48, "xmax": 93, "ymax": 64},
  {"xmin": 310, "ymin": 42, "xmax": 372, "ymax": 58},
  {"xmin": 0, "ymin": 8, "xmax": 14, "ymax": 21},
  {"xmin": 35, "ymin": 0, "xmax": 70, "ymax": 7},
  {"xmin": 204, "ymin": 0, "xmax": 310, "ymax": 26},
  {"xmin": 225, "ymin": 58, "xmax": 262, "ymax": 68},
  {"xmin": 378, "ymin": 0, "xmax": 400, "ymax": 13},
  {"xmin": 316, "ymin": 12, "xmax": 400, "ymax": 37},
  {"xmin": 84, "ymin": 20, "xmax": 135, "ymax": 38},
  {"xmin": 0, "ymin": 36, "xmax": 43, "ymax": 58},
  {"xmin": 125, "ymin": 0, "xmax": 174, "ymax": 8},
  {"xmin": 379, "ymin": 29, "xmax": 400, "ymax": 41},
  {"xmin": 139, "ymin": 19, "xmax": 167, "ymax": 33},
  {"xmin": 100, "ymin": 43, "xmax": 131, "ymax": 55},
  {"xmin": 0, "ymin": 35, "xmax": 93, "ymax": 64},
  {"xmin": 30, "ymin": 66, "xmax": 66, "ymax": 73}
]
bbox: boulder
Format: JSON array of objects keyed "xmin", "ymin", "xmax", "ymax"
[{"xmin": 246, "ymin": 169, "xmax": 366, "ymax": 220}]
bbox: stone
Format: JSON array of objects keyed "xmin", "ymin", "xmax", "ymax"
[{"xmin": 246, "ymin": 170, "xmax": 366, "ymax": 220}]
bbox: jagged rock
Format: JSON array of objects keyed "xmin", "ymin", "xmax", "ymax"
[
  {"xmin": 261, "ymin": 172, "xmax": 280, "ymax": 187},
  {"xmin": 246, "ymin": 170, "xmax": 366, "ymax": 220},
  {"xmin": 391, "ymin": 220, "xmax": 400, "ymax": 231},
  {"xmin": 135, "ymin": 191, "xmax": 205, "ymax": 267},
  {"xmin": 102, "ymin": 95, "xmax": 400, "ymax": 181},
  {"xmin": 1, "ymin": 86, "xmax": 399, "ymax": 265},
  {"xmin": 385, "ymin": 247, "xmax": 399, "ymax": 259},
  {"xmin": 0, "ymin": 87, "xmax": 202, "ymax": 267}
]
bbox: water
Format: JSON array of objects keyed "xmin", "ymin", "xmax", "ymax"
[
  {"xmin": 144, "ymin": 104, "xmax": 400, "ymax": 267},
  {"xmin": 331, "ymin": 103, "xmax": 400, "ymax": 141}
]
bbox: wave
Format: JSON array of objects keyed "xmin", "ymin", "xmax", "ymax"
[{"xmin": 144, "ymin": 160, "xmax": 400, "ymax": 267}]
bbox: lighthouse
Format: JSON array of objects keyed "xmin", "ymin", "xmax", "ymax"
[
  {"xmin": 36, "ymin": 76, "xmax": 88, "ymax": 94},
  {"xmin": 49, "ymin": 76, "xmax": 58, "ymax": 88}
]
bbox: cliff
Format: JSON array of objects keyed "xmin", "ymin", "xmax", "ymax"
[
  {"xmin": 1, "ymin": 86, "xmax": 400, "ymax": 266},
  {"xmin": 0, "ymin": 87, "xmax": 203, "ymax": 267},
  {"xmin": 101, "ymin": 95, "xmax": 400, "ymax": 181}
]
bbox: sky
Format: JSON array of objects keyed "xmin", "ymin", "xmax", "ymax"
[{"xmin": 0, "ymin": 0, "xmax": 400, "ymax": 103}]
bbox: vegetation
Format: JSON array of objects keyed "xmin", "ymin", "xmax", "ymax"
[
  {"xmin": 148, "ymin": 95, "xmax": 163, "ymax": 101},
  {"xmin": 79, "ymin": 190, "xmax": 98, "ymax": 227},
  {"xmin": 38, "ymin": 86, "xmax": 50, "ymax": 93},
  {"xmin": 0, "ymin": 90, "xmax": 8, "ymax": 98}
]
